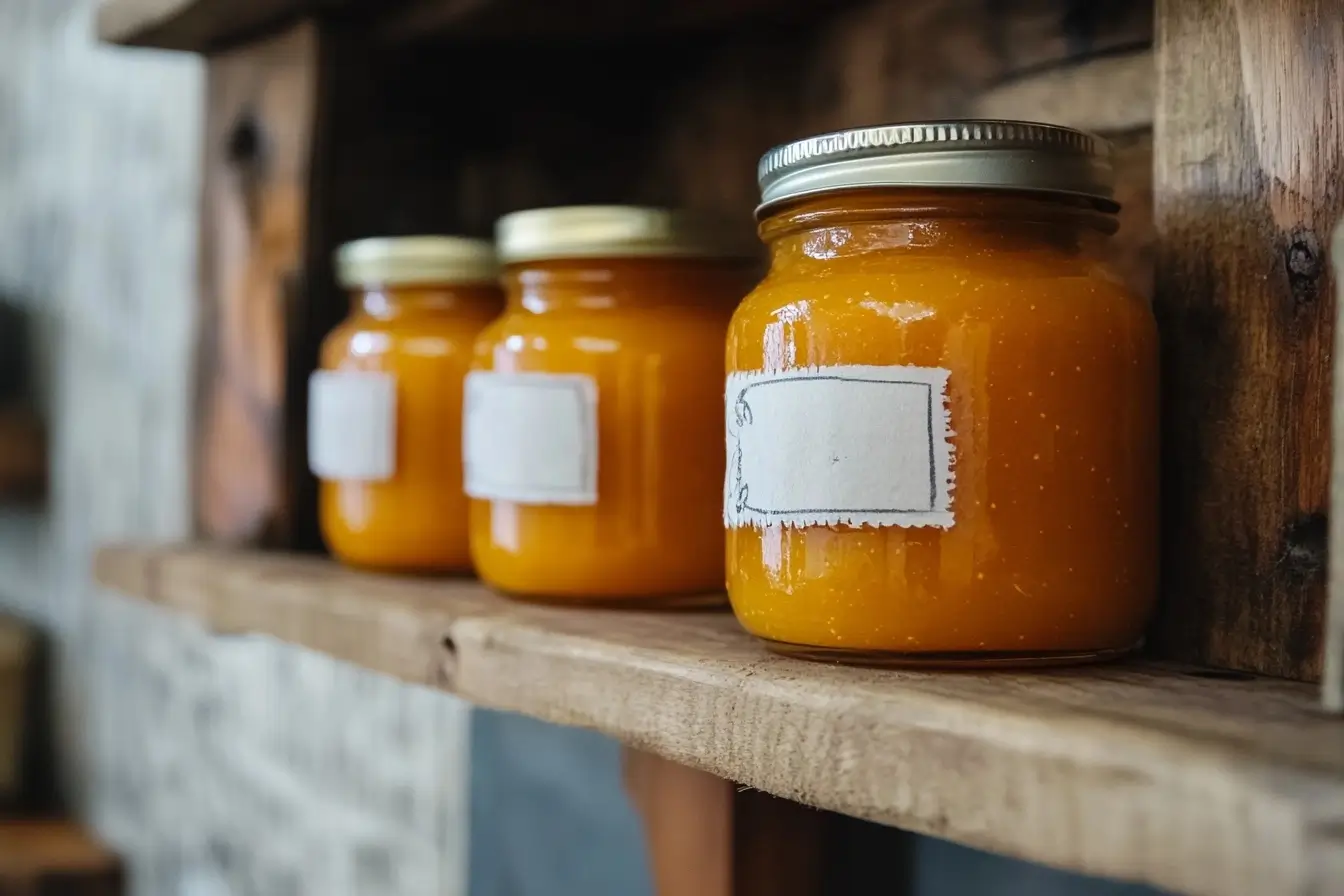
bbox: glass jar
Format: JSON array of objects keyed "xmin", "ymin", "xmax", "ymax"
[
  {"xmin": 465, "ymin": 206, "xmax": 751, "ymax": 603},
  {"xmin": 311, "ymin": 236, "xmax": 502, "ymax": 572},
  {"xmin": 726, "ymin": 122, "xmax": 1159, "ymax": 666}
]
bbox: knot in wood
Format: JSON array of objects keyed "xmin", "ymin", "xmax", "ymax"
[{"xmin": 1284, "ymin": 229, "xmax": 1322, "ymax": 306}]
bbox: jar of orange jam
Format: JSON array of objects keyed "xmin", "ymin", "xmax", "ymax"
[
  {"xmin": 311, "ymin": 236, "xmax": 502, "ymax": 572},
  {"xmin": 465, "ymin": 206, "xmax": 751, "ymax": 603},
  {"xmin": 726, "ymin": 122, "xmax": 1158, "ymax": 665}
]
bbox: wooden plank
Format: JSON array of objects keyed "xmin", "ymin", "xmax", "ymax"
[
  {"xmin": 378, "ymin": 0, "xmax": 824, "ymax": 43},
  {"xmin": 1327, "ymin": 216, "xmax": 1344, "ymax": 712},
  {"xmin": 97, "ymin": 0, "xmax": 343, "ymax": 51},
  {"xmin": 194, "ymin": 22, "xmax": 318, "ymax": 547},
  {"xmin": 1151, "ymin": 0, "xmax": 1344, "ymax": 681},
  {"xmin": 0, "ymin": 819, "xmax": 123, "ymax": 895},
  {"xmin": 97, "ymin": 0, "xmax": 834, "ymax": 49},
  {"xmin": 94, "ymin": 543, "xmax": 1344, "ymax": 896}
]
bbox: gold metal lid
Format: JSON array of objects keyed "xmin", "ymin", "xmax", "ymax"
[
  {"xmin": 335, "ymin": 236, "xmax": 498, "ymax": 287},
  {"xmin": 756, "ymin": 120, "xmax": 1116, "ymax": 214},
  {"xmin": 495, "ymin": 205, "xmax": 746, "ymax": 263}
]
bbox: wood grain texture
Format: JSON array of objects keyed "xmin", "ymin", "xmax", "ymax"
[
  {"xmin": 195, "ymin": 22, "xmax": 317, "ymax": 547},
  {"xmin": 95, "ymin": 543, "xmax": 1344, "ymax": 896},
  {"xmin": 1151, "ymin": 0, "xmax": 1344, "ymax": 681},
  {"xmin": 0, "ymin": 819, "xmax": 123, "ymax": 896},
  {"xmin": 1327, "ymin": 216, "xmax": 1344, "ymax": 711}
]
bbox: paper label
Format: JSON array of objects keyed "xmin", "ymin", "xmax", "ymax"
[
  {"xmin": 724, "ymin": 365, "xmax": 954, "ymax": 529},
  {"xmin": 308, "ymin": 370, "xmax": 397, "ymax": 481},
  {"xmin": 463, "ymin": 371, "xmax": 598, "ymax": 505}
]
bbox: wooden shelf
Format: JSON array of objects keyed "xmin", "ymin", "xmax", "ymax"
[
  {"xmin": 96, "ymin": 0, "xmax": 811, "ymax": 51},
  {"xmin": 95, "ymin": 543, "xmax": 1344, "ymax": 896}
]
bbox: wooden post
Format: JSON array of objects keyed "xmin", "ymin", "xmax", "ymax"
[
  {"xmin": 622, "ymin": 748, "xmax": 912, "ymax": 896},
  {"xmin": 1151, "ymin": 0, "xmax": 1344, "ymax": 681},
  {"xmin": 194, "ymin": 22, "xmax": 320, "ymax": 548}
]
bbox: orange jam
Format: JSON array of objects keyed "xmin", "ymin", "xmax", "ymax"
[
  {"xmin": 726, "ymin": 123, "xmax": 1158, "ymax": 665},
  {"xmin": 466, "ymin": 206, "xmax": 750, "ymax": 602},
  {"xmin": 312, "ymin": 237, "xmax": 502, "ymax": 572}
]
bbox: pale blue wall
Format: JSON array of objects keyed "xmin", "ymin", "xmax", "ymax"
[{"xmin": 469, "ymin": 713, "xmax": 652, "ymax": 896}]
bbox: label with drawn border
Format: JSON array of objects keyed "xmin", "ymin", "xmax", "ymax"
[{"xmin": 724, "ymin": 364, "xmax": 954, "ymax": 529}]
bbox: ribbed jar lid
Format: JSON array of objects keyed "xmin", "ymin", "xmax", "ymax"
[
  {"xmin": 757, "ymin": 120, "xmax": 1116, "ymax": 214},
  {"xmin": 495, "ymin": 206, "xmax": 747, "ymax": 264},
  {"xmin": 335, "ymin": 236, "xmax": 498, "ymax": 287}
]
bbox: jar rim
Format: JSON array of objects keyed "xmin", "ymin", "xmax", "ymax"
[{"xmin": 756, "ymin": 121, "xmax": 1117, "ymax": 216}]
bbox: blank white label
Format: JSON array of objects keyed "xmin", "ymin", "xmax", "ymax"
[
  {"xmin": 308, "ymin": 370, "xmax": 397, "ymax": 481},
  {"xmin": 724, "ymin": 365, "xmax": 954, "ymax": 529},
  {"xmin": 463, "ymin": 371, "xmax": 598, "ymax": 505}
]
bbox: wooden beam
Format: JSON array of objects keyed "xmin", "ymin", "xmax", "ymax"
[
  {"xmin": 97, "ymin": 0, "xmax": 337, "ymax": 52},
  {"xmin": 1151, "ymin": 0, "xmax": 1344, "ymax": 681},
  {"xmin": 95, "ymin": 544, "xmax": 1344, "ymax": 896}
]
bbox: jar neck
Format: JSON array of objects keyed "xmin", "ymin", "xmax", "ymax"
[
  {"xmin": 351, "ymin": 283, "xmax": 501, "ymax": 320},
  {"xmin": 759, "ymin": 189, "xmax": 1117, "ymax": 268},
  {"xmin": 504, "ymin": 257, "xmax": 751, "ymax": 313}
]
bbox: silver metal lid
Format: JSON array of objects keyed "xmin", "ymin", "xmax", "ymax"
[{"xmin": 757, "ymin": 120, "xmax": 1116, "ymax": 214}]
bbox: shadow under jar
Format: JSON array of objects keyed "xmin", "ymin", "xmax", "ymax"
[
  {"xmin": 311, "ymin": 236, "xmax": 503, "ymax": 573},
  {"xmin": 466, "ymin": 206, "xmax": 753, "ymax": 604},
  {"xmin": 725, "ymin": 122, "xmax": 1159, "ymax": 667}
]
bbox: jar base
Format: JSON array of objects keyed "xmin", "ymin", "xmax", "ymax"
[
  {"xmin": 494, "ymin": 588, "xmax": 727, "ymax": 611},
  {"xmin": 759, "ymin": 638, "xmax": 1139, "ymax": 669}
]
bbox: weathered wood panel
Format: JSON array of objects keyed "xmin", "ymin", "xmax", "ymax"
[{"xmin": 1151, "ymin": 0, "xmax": 1344, "ymax": 681}]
